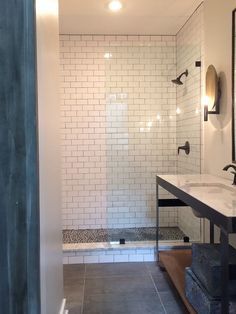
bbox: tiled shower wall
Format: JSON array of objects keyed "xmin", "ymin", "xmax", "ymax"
[
  {"xmin": 60, "ymin": 35, "xmax": 177, "ymax": 230},
  {"xmin": 176, "ymin": 5, "xmax": 204, "ymax": 240}
]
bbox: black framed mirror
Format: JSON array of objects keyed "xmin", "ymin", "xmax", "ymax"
[{"xmin": 232, "ymin": 9, "xmax": 236, "ymax": 161}]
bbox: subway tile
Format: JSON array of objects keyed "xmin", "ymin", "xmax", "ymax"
[{"xmin": 60, "ymin": 26, "xmax": 202, "ymax": 236}]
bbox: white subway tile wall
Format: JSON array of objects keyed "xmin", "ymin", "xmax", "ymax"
[
  {"xmin": 176, "ymin": 5, "xmax": 203, "ymax": 240},
  {"xmin": 60, "ymin": 35, "xmax": 178, "ymax": 230},
  {"xmin": 63, "ymin": 247, "xmax": 155, "ymax": 264}
]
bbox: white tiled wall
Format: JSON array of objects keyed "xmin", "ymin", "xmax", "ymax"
[
  {"xmin": 60, "ymin": 35, "xmax": 178, "ymax": 230},
  {"xmin": 176, "ymin": 5, "xmax": 204, "ymax": 240},
  {"xmin": 63, "ymin": 247, "xmax": 155, "ymax": 264}
]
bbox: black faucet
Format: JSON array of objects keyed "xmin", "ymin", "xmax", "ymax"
[
  {"xmin": 178, "ymin": 141, "xmax": 190, "ymax": 155},
  {"xmin": 223, "ymin": 164, "xmax": 236, "ymax": 185}
]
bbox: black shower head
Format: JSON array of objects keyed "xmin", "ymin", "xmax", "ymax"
[
  {"xmin": 172, "ymin": 69, "xmax": 188, "ymax": 85},
  {"xmin": 171, "ymin": 78, "xmax": 183, "ymax": 85}
]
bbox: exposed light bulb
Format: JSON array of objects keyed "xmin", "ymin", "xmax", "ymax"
[
  {"xmin": 202, "ymin": 95, "xmax": 210, "ymax": 107},
  {"xmin": 108, "ymin": 0, "xmax": 122, "ymax": 12}
]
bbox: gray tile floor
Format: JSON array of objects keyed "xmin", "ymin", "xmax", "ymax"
[{"xmin": 64, "ymin": 262, "xmax": 188, "ymax": 314}]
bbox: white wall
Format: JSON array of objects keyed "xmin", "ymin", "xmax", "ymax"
[
  {"xmin": 203, "ymin": 0, "xmax": 236, "ymax": 245},
  {"xmin": 36, "ymin": 0, "xmax": 64, "ymax": 313},
  {"xmin": 60, "ymin": 35, "xmax": 178, "ymax": 230},
  {"xmin": 203, "ymin": 0, "xmax": 236, "ymax": 176}
]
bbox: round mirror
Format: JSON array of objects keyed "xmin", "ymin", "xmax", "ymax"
[{"xmin": 206, "ymin": 65, "xmax": 219, "ymax": 109}]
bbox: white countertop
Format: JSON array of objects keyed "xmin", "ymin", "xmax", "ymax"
[{"xmin": 157, "ymin": 174, "xmax": 236, "ymax": 218}]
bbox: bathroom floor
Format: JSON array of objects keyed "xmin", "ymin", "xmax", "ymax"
[{"xmin": 64, "ymin": 262, "xmax": 188, "ymax": 314}]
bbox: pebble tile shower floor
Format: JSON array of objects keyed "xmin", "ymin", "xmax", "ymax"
[
  {"xmin": 64, "ymin": 262, "xmax": 188, "ymax": 314},
  {"xmin": 63, "ymin": 227, "xmax": 186, "ymax": 243}
]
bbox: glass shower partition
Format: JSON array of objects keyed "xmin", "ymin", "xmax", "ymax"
[
  {"xmin": 104, "ymin": 36, "xmax": 180, "ymax": 244},
  {"xmin": 175, "ymin": 7, "xmax": 203, "ymax": 244}
]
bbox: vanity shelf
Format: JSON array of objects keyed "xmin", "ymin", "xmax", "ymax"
[{"xmin": 159, "ymin": 250, "xmax": 196, "ymax": 314}]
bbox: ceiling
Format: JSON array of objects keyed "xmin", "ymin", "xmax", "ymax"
[{"xmin": 59, "ymin": 0, "xmax": 203, "ymax": 35}]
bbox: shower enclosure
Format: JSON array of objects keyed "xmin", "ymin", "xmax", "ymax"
[
  {"xmin": 61, "ymin": 36, "xmax": 202, "ymax": 247},
  {"xmin": 61, "ymin": 3, "xmax": 204, "ymax": 250}
]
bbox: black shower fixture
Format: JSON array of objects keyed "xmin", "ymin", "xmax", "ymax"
[{"xmin": 171, "ymin": 69, "xmax": 188, "ymax": 85}]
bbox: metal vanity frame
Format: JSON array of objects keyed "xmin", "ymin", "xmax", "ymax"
[{"xmin": 156, "ymin": 175, "xmax": 236, "ymax": 314}]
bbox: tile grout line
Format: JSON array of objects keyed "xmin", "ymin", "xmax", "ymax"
[
  {"xmin": 80, "ymin": 273, "xmax": 154, "ymax": 279},
  {"xmin": 80, "ymin": 264, "xmax": 86, "ymax": 314},
  {"xmin": 149, "ymin": 272, "xmax": 168, "ymax": 314},
  {"xmin": 145, "ymin": 263, "xmax": 167, "ymax": 314}
]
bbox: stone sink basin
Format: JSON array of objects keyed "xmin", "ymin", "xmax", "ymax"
[
  {"xmin": 157, "ymin": 174, "xmax": 236, "ymax": 219},
  {"xmin": 183, "ymin": 182, "xmax": 236, "ymax": 218}
]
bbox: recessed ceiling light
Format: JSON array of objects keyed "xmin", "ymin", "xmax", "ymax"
[{"xmin": 108, "ymin": 0, "xmax": 122, "ymax": 12}]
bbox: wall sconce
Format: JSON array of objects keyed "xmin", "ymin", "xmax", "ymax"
[{"xmin": 204, "ymin": 65, "xmax": 221, "ymax": 121}]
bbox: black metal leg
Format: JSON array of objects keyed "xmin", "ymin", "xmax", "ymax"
[
  {"xmin": 210, "ymin": 221, "xmax": 214, "ymax": 244},
  {"xmin": 156, "ymin": 180, "xmax": 159, "ymax": 262},
  {"xmin": 220, "ymin": 228, "xmax": 229, "ymax": 314}
]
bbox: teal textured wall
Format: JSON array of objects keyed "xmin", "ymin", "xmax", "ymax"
[{"xmin": 0, "ymin": 0, "xmax": 40, "ymax": 312}]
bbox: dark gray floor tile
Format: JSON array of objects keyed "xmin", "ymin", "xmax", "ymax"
[
  {"xmin": 64, "ymin": 280, "xmax": 84, "ymax": 303},
  {"xmin": 85, "ymin": 262, "xmax": 148, "ymax": 278},
  {"xmin": 64, "ymin": 265, "xmax": 85, "ymax": 313},
  {"xmin": 66, "ymin": 301, "xmax": 82, "ymax": 314},
  {"xmin": 84, "ymin": 275, "xmax": 155, "ymax": 296},
  {"xmin": 64, "ymin": 279, "xmax": 84, "ymax": 291},
  {"xmin": 159, "ymin": 291, "xmax": 188, "ymax": 314},
  {"xmin": 145, "ymin": 262, "xmax": 165, "ymax": 275},
  {"xmin": 151, "ymin": 272, "xmax": 174, "ymax": 292},
  {"xmin": 64, "ymin": 264, "xmax": 85, "ymax": 287},
  {"xmin": 64, "ymin": 264, "xmax": 85, "ymax": 277},
  {"xmin": 83, "ymin": 293, "xmax": 165, "ymax": 314},
  {"xmin": 63, "ymin": 262, "xmax": 186, "ymax": 314}
]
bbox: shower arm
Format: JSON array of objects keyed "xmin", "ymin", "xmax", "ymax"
[{"xmin": 178, "ymin": 70, "xmax": 188, "ymax": 80}]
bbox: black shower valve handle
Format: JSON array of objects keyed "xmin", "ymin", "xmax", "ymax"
[
  {"xmin": 178, "ymin": 145, "xmax": 185, "ymax": 154},
  {"xmin": 178, "ymin": 141, "xmax": 190, "ymax": 155}
]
